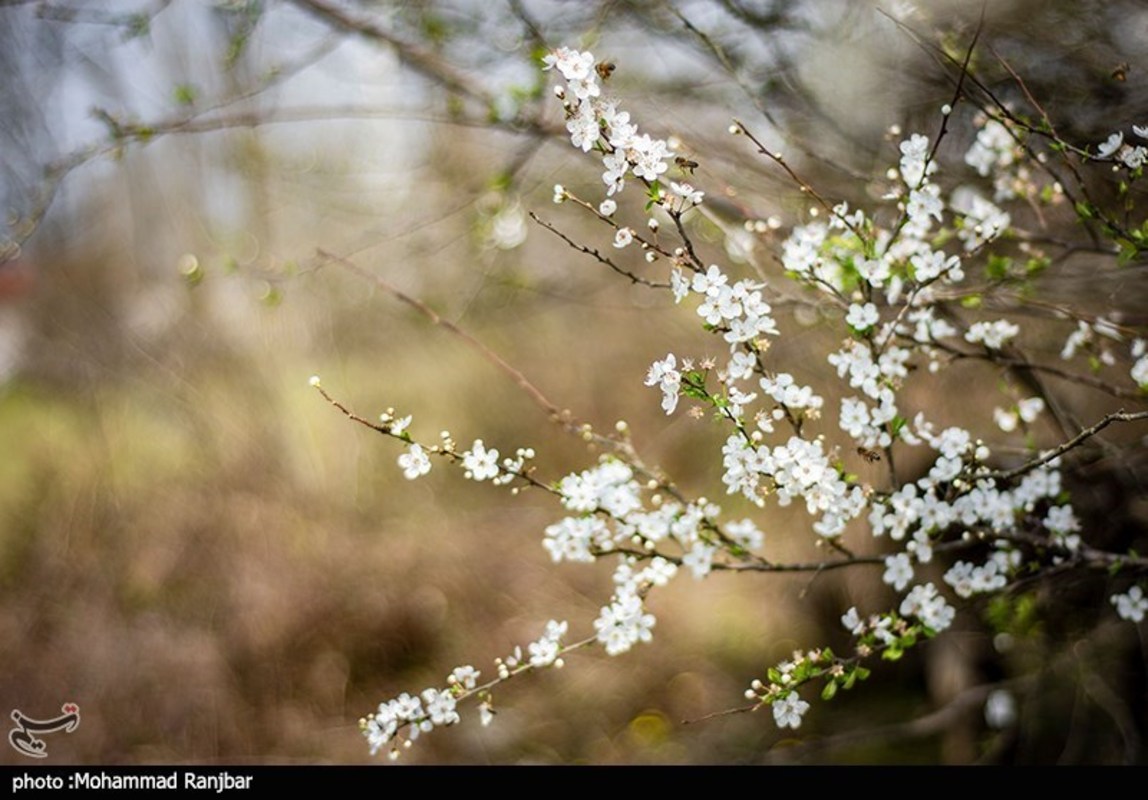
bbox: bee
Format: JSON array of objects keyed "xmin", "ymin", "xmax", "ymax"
[
  {"xmin": 595, "ymin": 60, "xmax": 616, "ymax": 80},
  {"xmin": 856, "ymin": 446, "xmax": 882, "ymax": 463},
  {"xmin": 1111, "ymin": 62, "xmax": 1129, "ymax": 82},
  {"xmin": 675, "ymin": 156, "xmax": 699, "ymax": 175}
]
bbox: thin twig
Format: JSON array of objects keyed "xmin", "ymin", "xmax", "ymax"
[
  {"xmin": 758, "ymin": 676, "xmax": 1032, "ymax": 764},
  {"xmin": 311, "ymin": 248, "xmax": 679, "ymax": 496},
  {"xmin": 529, "ymin": 212, "xmax": 671, "ymax": 289},
  {"xmin": 316, "ymin": 248, "xmax": 563, "ymax": 420},
  {"xmin": 934, "ymin": 341, "xmax": 1145, "ymax": 401},
  {"xmin": 984, "ymin": 409, "xmax": 1148, "ymax": 482},
  {"xmin": 286, "ymin": 0, "xmax": 495, "ymax": 107}
]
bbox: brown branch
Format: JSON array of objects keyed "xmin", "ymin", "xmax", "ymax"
[
  {"xmin": 529, "ymin": 212, "xmax": 670, "ymax": 289},
  {"xmin": 984, "ymin": 409, "xmax": 1148, "ymax": 482},
  {"xmin": 315, "ymin": 248, "xmax": 563, "ymax": 421},
  {"xmin": 312, "ymin": 382, "xmax": 392, "ymax": 437},
  {"xmin": 732, "ymin": 119, "xmax": 850, "ymax": 234},
  {"xmin": 682, "ymin": 702, "xmax": 758, "ymax": 725},
  {"xmin": 758, "ymin": 677, "xmax": 1031, "ymax": 764},
  {"xmin": 934, "ymin": 341, "xmax": 1145, "ymax": 401},
  {"xmin": 923, "ymin": 7, "xmax": 982, "ymax": 168},
  {"xmin": 310, "ymin": 248, "xmax": 680, "ymax": 496},
  {"xmin": 286, "ymin": 0, "xmax": 494, "ymax": 107}
]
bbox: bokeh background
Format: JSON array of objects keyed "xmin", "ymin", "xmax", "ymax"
[{"xmin": 1, "ymin": 0, "xmax": 1146, "ymax": 764}]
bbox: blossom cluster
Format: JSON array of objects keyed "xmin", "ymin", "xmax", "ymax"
[
  {"xmin": 354, "ymin": 47, "xmax": 1148, "ymax": 759},
  {"xmin": 1096, "ymin": 125, "xmax": 1148, "ymax": 170},
  {"xmin": 544, "ymin": 46, "xmax": 703, "ymax": 212},
  {"xmin": 361, "ymin": 620, "xmax": 569, "ymax": 759}
]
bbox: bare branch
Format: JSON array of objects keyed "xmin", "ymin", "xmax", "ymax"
[
  {"xmin": 286, "ymin": 0, "xmax": 494, "ymax": 107},
  {"xmin": 529, "ymin": 212, "xmax": 671, "ymax": 289},
  {"xmin": 985, "ymin": 409, "xmax": 1148, "ymax": 483}
]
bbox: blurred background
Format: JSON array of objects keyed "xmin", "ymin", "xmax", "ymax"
[{"xmin": 1, "ymin": 0, "xmax": 1146, "ymax": 764}]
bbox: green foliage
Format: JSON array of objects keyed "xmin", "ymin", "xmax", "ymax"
[
  {"xmin": 173, "ymin": 84, "xmax": 198, "ymax": 107},
  {"xmin": 986, "ymin": 592, "xmax": 1042, "ymax": 639}
]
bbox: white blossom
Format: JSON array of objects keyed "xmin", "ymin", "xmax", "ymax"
[
  {"xmin": 397, "ymin": 444, "xmax": 432, "ymax": 480},
  {"xmin": 965, "ymin": 320, "xmax": 1019, "ymax": 350},
  {"xmin": 846, "ymin": 302, "xmax": 880, "ymax": 331},
  {"xmin": 883, "ymin": 553, "xmax": 914, "ymax": 591},
  {"xmin": 1111, "ymin": 586, "xmax": 1147, "ymax": 622},
  {"xmin": 772, "ymin": 693, "xmax": 811, "ymax": 729},
  {"xmin": 462, "ymin": 440, "xmax": 501, "ymax": 481},
  {"xmin": 1097, "ymin": 131, "xmax": 1124, "ymax": 159},
  {"xmin": 645, "ymin": 353, "xmax": 682, "ymax": 414}
]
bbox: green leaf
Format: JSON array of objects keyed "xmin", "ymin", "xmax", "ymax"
[
  {"xmin": 124, "ymin": 13, "xmax": 151, "ymax": 40},
  {"xmin": 645, "ymin": 181, "xmax": 664, "ymax": 211},
  {"xmin": 821, "ymin": 681, "xmax": 838, "ymax": 701},
  {"xmin": 258, "ymin": 282, "xmax": 282, "ymax": 307},
  {"xmin": 1025, "ymin": 257, "xmax": 1050, "ymax": 275},
  {"xmin": 680, "ymin": 371, "xmax": 709, "ymax": 401},
  {"xmin": 173, "ymin": 84, "xmax": 198, "ymax": 107},
  {"xmin": 985, "ymin": 254, "xmax": 1012, "ymax": 281},
  {"xmin": 490, "ymin": 171, "xmax": 514, "ymax": 192}
]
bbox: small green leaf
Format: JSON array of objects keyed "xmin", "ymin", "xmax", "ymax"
[
  {"xmin": 490, "ymin": 171, "xmax": 513, "ymax": 192},
  {"xmin": 985, "ymin": 254, "xmax": 1012, "ymax": 281},
  {"xmin": 1025, "ymin": 257, "xmax": 1049, "ymax": 275},
  {"xmin": 258, "ymin": 282, "xmax": 282, "ymax": 307},
  {"xmin": 124, "ymin": 13, "xmax": 151, "ymax": 40},
  {"xmin": 821, "ymin": 681, "xmax": 838, "ymax": 701},
  {"xmin": 173, "ymin": 84, "xmax": 198, "ymax": 107}
]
